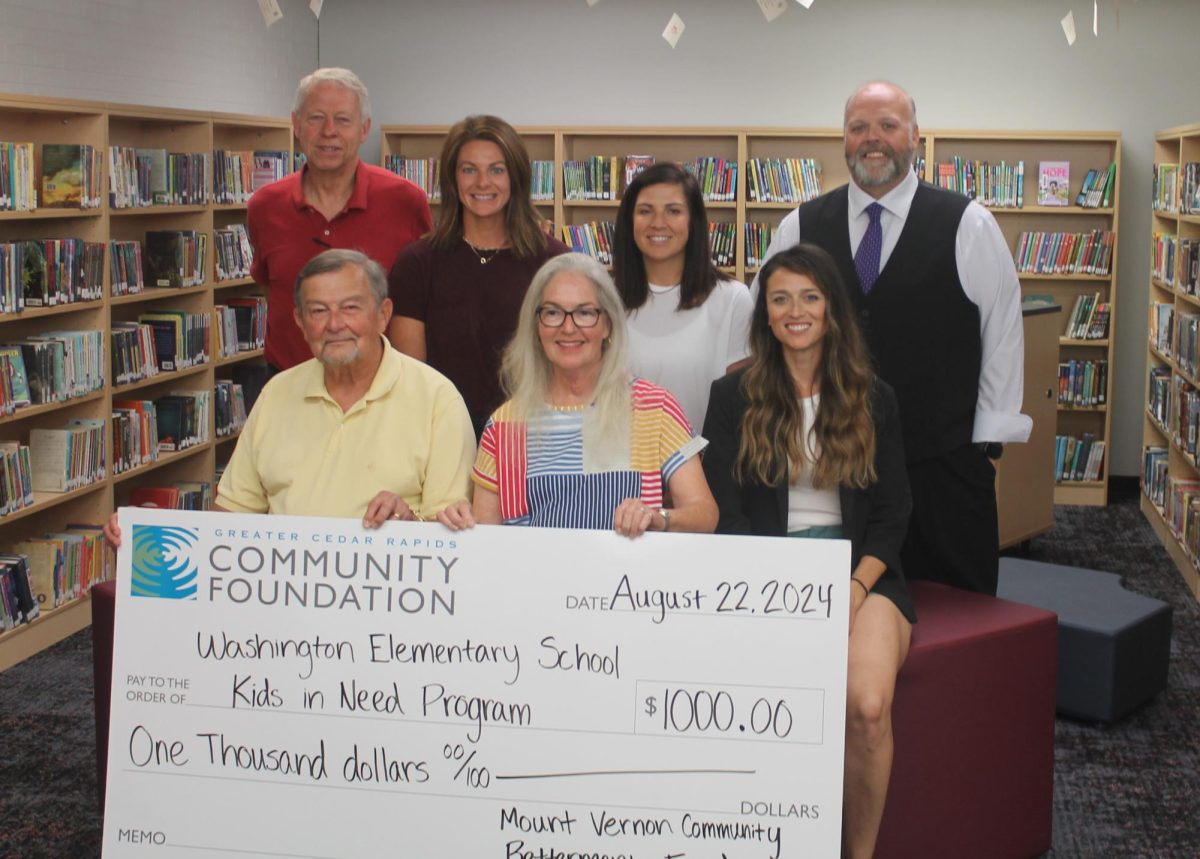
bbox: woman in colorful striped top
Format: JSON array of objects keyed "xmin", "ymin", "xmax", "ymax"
[{"xmin": 436, "ymin": 253, "xmax": 717, "ymax": 537}]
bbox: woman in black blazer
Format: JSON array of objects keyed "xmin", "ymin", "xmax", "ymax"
[{"xmin": 702, "ymin": 242, "xmax": 913, "ymax": 859}]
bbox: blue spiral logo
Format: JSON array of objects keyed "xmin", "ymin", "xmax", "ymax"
[{"xmin": 130, "ymin": 525, "xmax": 199, "ymax": 600}]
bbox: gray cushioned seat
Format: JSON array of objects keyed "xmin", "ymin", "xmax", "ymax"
[{"xmin": 998, "ymin": 557, "xmax": 1172, "ymax": 722}]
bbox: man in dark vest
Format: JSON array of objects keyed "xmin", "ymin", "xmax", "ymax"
[{"xmin": 753, "ymin": 80, "xmax": 1031, "ymax": 595}]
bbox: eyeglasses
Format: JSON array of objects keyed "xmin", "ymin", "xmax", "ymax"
[{"xmin": 536, "ymin": 305, "xmax": 604, "ymax": 328}]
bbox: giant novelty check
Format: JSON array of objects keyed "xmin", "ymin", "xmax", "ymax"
[{"xmin": 102, "ymin": 507, "xmax": 850, "ymax": 858}]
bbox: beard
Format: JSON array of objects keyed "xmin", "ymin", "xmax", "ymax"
[
  {"xmin": 846, "ymin": 141, "xmax": 915, "ymax": 190},
  {"xmin": 318, "ymin": 339, "xmax": 361, "ymax": 367}
]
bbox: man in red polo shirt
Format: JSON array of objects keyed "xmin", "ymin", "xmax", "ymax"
[{"xmin": 248, "ymin": 67, "xmax": 432, "ymax": 372}]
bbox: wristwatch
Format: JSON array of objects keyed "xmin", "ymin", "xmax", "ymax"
[
  {"xmin": 658, "ymin": 508, "xmax": 671, "ymax": 532},
  {"xmin": 975, "ymin": 442, "xmax": 1004, "ymax": 460}
]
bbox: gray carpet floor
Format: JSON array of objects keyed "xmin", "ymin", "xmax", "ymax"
[{"xmin": 0, "ymin": 492, "xmax": 1196, "ymax": 858}]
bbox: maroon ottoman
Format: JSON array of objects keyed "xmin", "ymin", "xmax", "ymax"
[
  {"xmin": 875, "ymin": 581, "xmax": 1058, "ymax": 859},
  {"xmin": 91, "ymin": 579, "xmax": 117, "ymax": 812}
]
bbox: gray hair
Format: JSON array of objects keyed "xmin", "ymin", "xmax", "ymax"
[
  {"xmin": 500, "ymin": 253, "xmax": 632, "ymax": 465},
  {"xmin": 293, "ymin": 67, "xmax": 371, "ymax": 122},
  {"xmin": 294, "ymin": 249, "xmax": 388, "ymax": 307}
]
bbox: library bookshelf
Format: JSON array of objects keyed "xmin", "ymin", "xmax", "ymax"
[
  {"xmin": 382, "ymin": 125, "xmax": 1121, "ymax": 506},
  {"xmin": 0, "ymin": 93, "xmax": 290, "ymax": 670},
  {"xmin": 1141, "ymin": 123, "xmax": 1200, "ymax": 600}
]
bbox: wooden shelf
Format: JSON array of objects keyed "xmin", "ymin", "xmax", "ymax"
[
  {"xmin": 109, "ymin": 283, "xmax": 210, "ymax": 305},
  {"xmin": 988, "ymin": 206, "xmax": 1114, "ymax": 216},
  {"xmin": 0, "ymin": 298, "xmax": 104, "ymax": 322},
  {"xmin": 1142, "ymin": 122, "xmax": 1200, "ymax": 600},
  {"xmin": 1018, "ymin": 273, "xmax": 1113, "ymax": 282},
  {"xmin": 109, "ymin": 204, "xmax": 208, "ymax": 217},
  {"xmin": 0, "ymin": 480, "xmax": 107, "ymax": 527},
  {"xmin": 215, "ymin": 348, "xmax": 264, "ymax": 367},
  {"xmin": 112, "ymin": 442, "xmax": 212, "ymax": 484},
  {"xmin": 110, "ymin": 361, "xmax": 211, "ymax": 396},
  {"xmin": 0, "ymin": 594, "xmax": 95, "ymax": 672},
  {"xmin": 214, "ymin": 276, "xmax": 256, "ymax": 290},
  {"xmin": 0, "ymin": 90, "xmax": 293, "ymax": 667},
  {"xmin": 0, "ymin": 389, "xmax": 106, "ymax": 426}
]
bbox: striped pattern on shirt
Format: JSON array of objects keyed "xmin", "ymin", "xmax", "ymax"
[{"xmin": 473, "ymin": 377, "xmax": 706, "ymax": 529}]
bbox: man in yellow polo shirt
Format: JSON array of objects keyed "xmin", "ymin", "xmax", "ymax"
[
  {"xmin": 103, "ymin": 248, "xmax": 473, "ymax": 548},
  {"xmin": 216, "ymin": 248, "xmax": 475, "ymax": 523}
]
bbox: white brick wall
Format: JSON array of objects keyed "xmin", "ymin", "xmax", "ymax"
[{"xmin": 0, "ymin": 0, "xmax": 317, "ymax": 116}]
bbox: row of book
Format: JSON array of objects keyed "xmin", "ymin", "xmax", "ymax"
[
  {"xmin": 108, "ymin": 147, "xmax": 211, "ymax": 208},
  {"xmin": 214, "ymin": 223, "xmax": 253, "ymax": 281},
  {"xmin": 1055, "ymin": 433, "xmax": 1105, "ymax": 483},
  {"xmin": 385, "ymin": 156, "xmax": 441, "ymax": 202},
  {"xmin": 561, "ymin": 221, "xmax": 615, "ymax": 266},
  {"xmin": 744, "ymin": 222, "xmax": 776, "ymax": 269},
  {"xmin": 212, "ymin": 149, "xmax": 288, "ymax": 205},
  {"xmin": 935, "ymin": 158, "xmax": 1024, "ymax": 208},
  {"xmin": 214, "ymin": 296, "xmax": 267, "ymax": 358},
  {"xmin": 1058, "ymin": 359, "xmax": 1107, "ymax": 408},
  {"xmin": 111, "ymin": 322, "xmax": 160, "ymax": 386},
  {"xmin": 531, "ymin": 160, "xmax": 554, "ymax": 201},
  {"xmin": 1153, "ymin": 163, "xmax": 1182, "ymax": 213},
  {"xmin": 1147, "ymin": 366, "xmax": 1171, "ymax": 433},
  {"xmin": 27, "ymin": 418, "xmax": 107, "ymax": 492},
  {"xmin": 1151, "ymin": 303, "xmax": 1174, "ymax": 357},
  {"xmin": 1178, "ymin": 238, "xmax": 1198, "ymax": 296},
  {"xmin": 215, "ymin": 379, "xmax": 249, "ymax": 438},
  {"xmin": 0, "ymin": 141, "xmax": 36, "ymax": 211},
  {"xmin": 1013, "ymin": 230, "xmax": 1114, "ymax": 277},
  {"xmin": 1175, "ymin": 312, "xmax": 1200, "ymax": 380},
  {"xmin": 110, "ymin": 240, "xmax": 145, "ymax": 296},
  {"xmin": 1, "ymin": 525, "xmax": 113, "ymax": 630},
  {"xmin": 746, "ymin": 158, "xmax": 822, "ymax": 205},
  {"xmin": 126, "ymin": 481, "xmax": 213, "ymax": 512},
  {"xmin": 0, "ymin": 552, "xmax": 39, "ymax": 629},
  {"xmin": 2, "ymin": 229, "xmax": 247, "ymax": 306},
  {"xmin": 1142, "ymin": 451, "xmax": 1200, "ymax": 563},
  {"xmin": 1167, "ymin": 374, "xmax": 1200, "ymax": 459},
  {"xmin": 682, "ymin": 157, "xmax": 737, "ymax": 202},
  {"xmin": 709, "ymin": 222, "xmax": 736, "ymax": 268},
  {"xmin": 1151, "ymin": 233, "xmax": 1200, "ymax": 295},
  {"xmin": 564, "ymin": 156, "xmax": 621, "ymax": 201},
  {"xmin": 1062, "ymin": 292, "xmax": 1111, "ymax": 340},
  {"xmin": 139, "ymin": 309, "xmax": 211, "ymax": 373},
  {"xmin": 1074, "ymin": 163, "xmax": 1117, "ymax": 209},
  {"xmin": 0, "ymin": 331, "xmax": 105, "ymax": 412},
  {"xmin": 0, "ymin": 239, "xmax": 105, "ymax": 314},
  {"xmin": 112, "ymin": 310, "xmax": 212, "ymax": 385},
  {"xmin": 0, "ymin": 441, "xmax": 33, "ymax": 515},
  {"xmin": 112, "ymin": 398, "xmax": 158, "ymax": 475},
  {"xmin": 1182, "ymin": 163, "xmax": 1200, "ymax": 215}
]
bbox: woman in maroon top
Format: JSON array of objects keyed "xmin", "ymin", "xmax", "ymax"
[{"xmin": 387, "ymin": 115, "xmax": 569, "ymax": 437}]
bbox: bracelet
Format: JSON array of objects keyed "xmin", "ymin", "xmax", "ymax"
[
  {"xmin": 851, "ymin": 577, "xmax": 869, "ymax": 597},
  {"xmin": 658, "ymin": 508, "xmax": 671, "ymax": 532}
]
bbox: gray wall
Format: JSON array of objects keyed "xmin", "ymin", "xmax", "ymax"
[
  {"xmin": 0, "ymin": 0, "xmax": 315, "ymax": 115},
  {"xmin": 3, "ymin": 0, "xmax": 1199, "ymax": 476}
]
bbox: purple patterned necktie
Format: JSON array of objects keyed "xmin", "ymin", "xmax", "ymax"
[{"xmin": 855, "ymin": 202, "xmax": 884, "ymax": 294}]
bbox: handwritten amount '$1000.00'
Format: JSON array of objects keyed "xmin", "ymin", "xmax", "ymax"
[{"xmin": 643, "ymin": 687, "xmax": 796, "ymax": 739}]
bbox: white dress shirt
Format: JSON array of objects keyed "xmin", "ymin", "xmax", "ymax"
[{"xmin": 752, "ymin": 170, "xmax": 1032, "ymax": 444}]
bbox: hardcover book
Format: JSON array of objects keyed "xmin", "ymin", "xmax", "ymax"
[
  {"xmin": 41, "ymin": 144, "xmax": 84, "ymax": 208},
  {"xmin": 1038, "ymin": 161, "xmax": 1070, "ymax": 207}
]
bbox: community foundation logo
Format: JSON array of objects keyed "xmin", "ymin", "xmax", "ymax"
[{"xmin": 130, "ymin": 525, "xmax": 200, "ymax": 600}]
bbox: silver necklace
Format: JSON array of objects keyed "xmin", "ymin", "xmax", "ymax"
[{"xmin": 464, "ymin": 238, "xmax": 503, "ymax": 265}]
